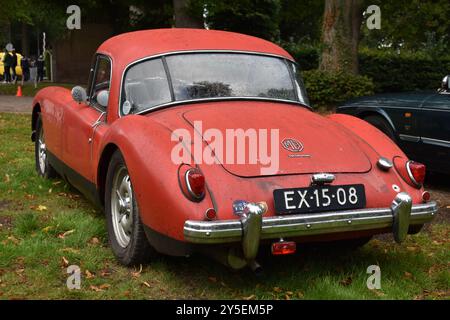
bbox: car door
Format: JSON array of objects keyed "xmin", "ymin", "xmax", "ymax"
[
  {"xmin": 418, "ymin": 92, "xmax": 450, "ymax": 173},
  {"xmin": 62, "ymin": 54, "xmax": 111, "ymax": 187}
]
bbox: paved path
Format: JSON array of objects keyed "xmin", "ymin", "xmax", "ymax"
[{"xmin": 0, "ymin": 95, "xmax": 33, "ymax": 114}]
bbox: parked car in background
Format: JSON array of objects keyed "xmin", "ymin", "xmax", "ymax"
[
  {"xmin": 0, "ymin": 51, "xmax": 23, "ymax": 79},
  {"xmin": 31, "ymin": 29, "xmax": 437, "ymax": 271},
  {"xmin": 337, "ymin": 76, "xmax": 450, "ymax": 175}
]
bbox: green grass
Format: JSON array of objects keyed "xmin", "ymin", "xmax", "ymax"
[
  {"xmin": 0, "ymin": 82, "xmax": 74, "ymax": 97},
  {"xmin": 0, "ymin": 112, "xmax": 448, "ymax": 299}
]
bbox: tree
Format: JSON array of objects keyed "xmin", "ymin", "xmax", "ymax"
[
  {"xmin": 319, "ymin": 0, "xmax": 364, "ymax": 74},
  {"xmin": 189, "ymin": 0, "xmax": 281, "ymax": 41},
  {"xmin": 360, "ymin": 0, "xmax": 450, "ymax": 53},
  {"xmin": 173, "ymin": 0, "xmax": 203, "ymax": 28},
  {"xmin": 279, "ymin": 0, "xmax": 324, "ymax": 43}
]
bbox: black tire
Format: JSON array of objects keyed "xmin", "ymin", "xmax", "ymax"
[
  {"xmin": 105, "ymin": 150, "xmax": 155, "ymax": 266},
  {"xmin": 34, "ymin": 114, "xmax": 57, "ymax": 179},
  {"xmin": 364, "ymin": 115, "xmax": 396, "ymax": 141}
]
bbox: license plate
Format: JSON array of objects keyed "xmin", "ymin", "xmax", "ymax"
[{"xmin": 273, "ymin": 184, "xmax": 366, "ymax": 214}]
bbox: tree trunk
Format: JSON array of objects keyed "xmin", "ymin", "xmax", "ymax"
[
  {"xmin": 173, "ymin": 0, "xmax": 203, "ymax": 28},
  {"xmin": 21, "ymin": 23, "xmax": 29, "ymax": 56},
  {"xmin": 319, "ymin": 0, "xmax": 363, "ymax": 74}
]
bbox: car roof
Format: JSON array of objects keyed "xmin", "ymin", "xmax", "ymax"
[{"xmin": 97, "ymin": 29, "xmax": 294, "ymax": 68}]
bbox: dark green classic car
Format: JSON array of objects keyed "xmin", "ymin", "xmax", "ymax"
[{"xmin": 337, "ymin": 75, "xmax": 450, "ymax": 174}]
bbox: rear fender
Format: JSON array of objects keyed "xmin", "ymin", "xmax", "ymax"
[{"xmin": 98, "ymin": 115, "xmax": 214, "ymax": 241}]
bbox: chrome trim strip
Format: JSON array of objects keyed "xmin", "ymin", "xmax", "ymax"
[
  {"xmin": 421, "ymin": 137, "xmax": 450, "ymax": 148},
  {"xmin": 118, "ymin": 50, "xmax": 307, "ymax": 118},
  {"xmin": 183, "ymin": 201, "xmax": 437, "ymax": 244},
  {"xmin": 399, "ymin": 134, "xmax": 420, "ymax": 143},
  {"xmin": 406, "ymin": 160, "xmax": 421, "ymax": 187}
]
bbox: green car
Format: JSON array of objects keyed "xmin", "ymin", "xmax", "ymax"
[{"xmin": 337, "ymin": 75, "xmax": 450, "ymax": 174}]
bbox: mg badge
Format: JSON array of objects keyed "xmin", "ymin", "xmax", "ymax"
[{"xmin": 281, "ymin": 138, "xmax": 303, "ymax": 153}]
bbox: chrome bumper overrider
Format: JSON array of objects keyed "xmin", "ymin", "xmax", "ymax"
[{"xmin": 184, "ymin": 193, "xmax": 438, "ymax": 249}]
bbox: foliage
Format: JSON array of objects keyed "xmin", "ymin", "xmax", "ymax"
[
  {"xmin": 287, "ymin": 44, "xmax": 450, "ymax": 93},
  {"xmin": 302, "ymin": 69, "xmax": 374, "ymax": 109},
  {"xmin": 361, "ymin": 0, "xmax": 450, "ymax": 52},
  {"xmin": 189, "ymin": 0, "xmax": 281, "ymax": 40},
  {"xmin": 278, "ymin": 0, "xmax": 324, "ymax": 43},
  {"xmin": 359, "ymin": 49, "xmax": 450, "ymax": 93}
]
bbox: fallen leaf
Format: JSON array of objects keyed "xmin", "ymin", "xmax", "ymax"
[
  {"xmin": 340, "ymin": 277, "xmax": 353, "ymax": 286},
  {"xmin": 58, "ymin": 229, "xmax": 75, "ymax": 239},
  {"xmin": 48, "ymin": 188, "xmax": 52, "ymax": 194},
  {"xmin": 98, "ymin": 284, "xmax": 110, "ymax": 290},
  {"xmin": 90, "ymin": 285, "xmax": 102, "ymax": 292},
  {"xmin": 52, "ymin": 181, "xmax": 62, "ymax": 185},
  {"xmin": 404, "ymin": 271, "xmax": 413, "ymax": 278},
  {"xmin": 273, "ymin": 287, "xmax": 282, "ymax": 293},
  {"xmin": 142, "ymin": 281, "xmax": 151, "ymax": 288},
  {"xmin": 372, "ymin": 290, "xmax": 385, "ymax": 297},
  {"xmin": 208, "ymin": 277, "xmax": 217, "ymax": 283},
  {"xmin": 284, "ymin": 294, "xmax": 290, "ymax": 300},
  {"xmin": 243, "ymin": 294, "xmax": 255, "ymax": 300},
  {"xmin": 61, "ymin": 257, "xmax": 69, "ymax": 268},
  {"xmin": 35, "ymin": 205, "xmax": 47, "ymax": 212},
  {"xmin": 131, "ymin": 264, "xmax": 143, "ymax": 278},
  {"xmin": 297, "ymin": 291, "xmax": 304, "ymax": 299},
  {"xmin": 42, "ymin": 226, "xmax": 53, "ymax": 233},
  {"xmin": 85, "ymin": 270, "xmax": 95, "ymax": 279},
  {"xmin": 100, "ymin": 269, "xmax": 112, "ymax": 277},
  {"xmin": 406, "ymin": 246, "xmax": 417, "ymax": 252},
  {"xmin": 89, "ymin": 237, "xmax": 100, "ymax": 245},
  {"xmin": 4, "ymin": 174, "xmax": 10, "ymax": 183}
]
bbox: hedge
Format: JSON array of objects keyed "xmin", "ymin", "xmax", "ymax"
[
  {"xmin": 286, "ymin": 45, "xmax": 450, "ymax": 93},
  {"xmin": 302, "ymin": 70, "xmax": 374, "ymax": 109}
]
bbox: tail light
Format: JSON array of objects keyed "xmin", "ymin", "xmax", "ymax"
[
  {"xmin": 406, "ymin": 161, "xmax": 426, "ymax": 187},
  {"xmin": 271, "ymin": 240, "xmax": 296, "ymax": 255},
  {"xmin": 394, "ymin": 158, "xmax": 426, "ymax": 188},
  {"xmin": 184, "ymin": 167, "xmax": 205, "ymax": 201}
]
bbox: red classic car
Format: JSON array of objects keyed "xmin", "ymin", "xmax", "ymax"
[{"xmin": 31, "ymin": 29, "xmax": 437, "ymax": 271}]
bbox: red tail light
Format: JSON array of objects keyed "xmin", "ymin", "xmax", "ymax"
[
  {"xmin": 185, "ymin": 168, "xmax": 205, "ymax": 200},
  {"xmin": 394, "ymin": 158, "xmax": 426, "ymax": 189},
  {"xmin": 271, "ymin": 240, "xmax": 296, "ymax": 255},
  {"xmin": 406, "ymin": 161, "xmax": 426, "ymax": 187}
]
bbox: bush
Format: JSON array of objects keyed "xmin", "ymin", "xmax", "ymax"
[
  {"xmin": 359, "ymin": 49, "xmax": 450, "ymax": 93},
  {"xmin": 284, "ymin": 44, "xmax": 450, "ymax": 93},
  {"xmin": 302, "ymin": 70, "xmax": 374, "ymax": 109},
  {"xmin": 282, "ymin": 43, "xmax": 319, "ymax": 71}
]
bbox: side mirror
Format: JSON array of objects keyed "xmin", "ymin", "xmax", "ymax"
[
  {"xmin": 441, "ymin": 75, "xmax": 450, "ymax": 92},
  {"xmin": 97, "ymin": 90, "xmax": 109, "ymax": 108},
  {"xmin": 71, "ymin": 86, "xmax": 87, "ymax": 103}
]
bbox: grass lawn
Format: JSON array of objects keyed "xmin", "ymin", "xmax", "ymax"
[
  {"xmin": 0, "ymin": 112, "xmax": 448, "ymax": 300},
  {"xmin": 0, "ymin": 82, "xmax": 74, "ymax": 97}
]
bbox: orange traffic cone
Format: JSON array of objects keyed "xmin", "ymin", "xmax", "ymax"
[{"xmin": 16, "ymin": 86, "xmax": 22, "ymax": 97}]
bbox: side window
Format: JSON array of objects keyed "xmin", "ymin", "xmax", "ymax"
[
  {"xmin": 90, "ymin": 56, "xmax": 111, "ymax": 109},
  {"xmin": 121, "ymin": 58, "xmax": 171, "ymax": 115}
]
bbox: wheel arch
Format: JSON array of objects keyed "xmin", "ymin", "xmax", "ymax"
[
  {"xmin": 97, "ymin": 143, "xmax": 119, "ymax": 207},
  {"xmin": 357, "ymin": 108, "xmax": 397, "ymax": 133},
  {"xmin": 31, "ymin": 103, "xmax": 41, "ymax": 142}
]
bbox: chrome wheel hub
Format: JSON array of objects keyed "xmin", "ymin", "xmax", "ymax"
[
  {"xmin": 111, "ymin": 166, "xmax": 133, "ymax": 248},
  {"xmin": 38, "ymin": 127, "xmax": 47, "ymax": 174}
]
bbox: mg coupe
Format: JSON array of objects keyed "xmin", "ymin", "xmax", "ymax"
[{"xmin": 31, "ymin": 29, "xmax": 437, "ymax": 271}]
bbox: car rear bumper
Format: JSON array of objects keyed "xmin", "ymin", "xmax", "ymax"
[{"xmin": 184, "ymin": 193, "xmax": 437, "ymax": 246}]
